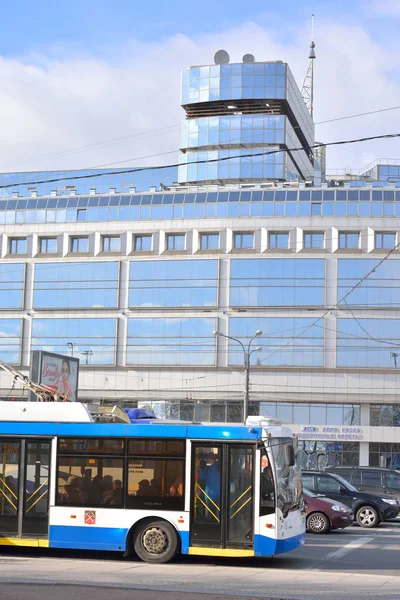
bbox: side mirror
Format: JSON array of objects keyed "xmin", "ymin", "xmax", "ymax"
[
  {"xmin": 339, "ymin": 486, "xmax": 347, "ymax": 495},
  {"xmin": 284, "ymin": 444, "xmax": 295, "ymax": 467}
]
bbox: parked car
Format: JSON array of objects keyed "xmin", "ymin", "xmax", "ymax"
[
  {"xmin": 302, "ymin": 470, "xmax": 399, "ymax": 528},
  {"xmin": 324, "ymin": 466, "xmax": 400, "ymax": 503},
  {"xmin": 303, "ymin": 488, "xmax": 353, "ymax": 534}
]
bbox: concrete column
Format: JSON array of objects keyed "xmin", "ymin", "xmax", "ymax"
[
  {"xmin": 225, "ymin": 228, "xmax": 233, "ymax": 253},
  {"xmin": 290, "ymin": 227, "xmax": 302, "ymax": 253},
  {"xmin": 116, "ymin": 316, "xmax": 127, "ymax": 367},
  {"xmin": 24, "ymin": 263, "xmax": 34, "ymax": 311},
  {"xmin": 359, "ymin": 442, "xmax": 369, "ymax": 466},
  {"xmin": 1, "ymin": 235, "xmax": 8, "ymax": 258},
  {"xmin": 216, "ymin": 258, "xmax": 230, "ymax": 368},
  {"xmin": 21, "ymin": 316, "xmax": 32, "ymax": 367},
  {"xmin": 121, "ymin": 231, "xmax": 132, "ymax": 256},
  {"xmin": 324, "ymin": 313, "xmax": 336, "ymax": 368},
  {"xmin": 327, "ymin": 227, "xmax": 338, "ymax": 253},
  {"xmin": 254, "ymin": 228, "xmax": 262, "ymax": 253},
  {"xmin": 29, "ymin": 234, "xmax": 38, "ymax": 257},
  {"xmin": 360, "ymin": 403, "xmax": 370, "ymax": 426},
  {"xmin": 158, "ymin": 230, "xmax": 166, "ymax": 254},
  {"xmin": 361, "ymin": 227, "xmax": 374, "ymax": 253},
  {"xmin": 191, "ymin": 229, "xmax": 199, "ymax": 253},
  {"xmin": 118, "ymin": 260, "xmax": 129, "ymax": 310},
  {"xmin": 325, "ymin": 257, "xmax": 337, "ymax": 307},
  {"xmin": 260, "ymin": 227, "xmax": 268, "ymax": 252},
  {"xmin": 61, "ymin": 233, "xmax": 69, "ymax": 256},
  {"xmin": 90, "ymin": 232, "xmax": 100, "ymax": 255}
]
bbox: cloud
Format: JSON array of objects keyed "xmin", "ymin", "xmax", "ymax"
[{"xmin": 0, "ymin": 19, "xmax": 399, "ymax": 179}]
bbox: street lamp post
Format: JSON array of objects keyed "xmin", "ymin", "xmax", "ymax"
[
  {"xmin": 390, "ymin": 352, "xmax": 399, "ymax": 368},
  {"xmin": 214, "ymin": 329, "xmax": 262, "ymax": 423},
  {"xmin": 81, "ymin": 350, "xmax": 93, "ymax": 365},
  {"xmin": 67, "ymin": 342, "xmax": 75, "ymax": 357}
]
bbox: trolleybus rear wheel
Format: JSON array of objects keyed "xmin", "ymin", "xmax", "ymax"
[{"xmin": 134, "ymin": 520, "xmax": 179, "ymax": 563}]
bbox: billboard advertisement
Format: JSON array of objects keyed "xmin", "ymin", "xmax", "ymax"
[{"xmin": 30, "ymin": 350, "xmax": 79, "ymax": 402}]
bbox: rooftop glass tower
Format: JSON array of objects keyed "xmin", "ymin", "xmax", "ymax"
[{"xmin": 178, "ymin": 51, "xmax": 315, "ymax": 185}]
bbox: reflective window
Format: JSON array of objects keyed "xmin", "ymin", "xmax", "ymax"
[
  {"xmin": 339, "ymin": 232, "xmax": 359, "ymax": 249},
  {"xmin": 102, "ymin": 236, "xmax": 120, "ymax": 252},
  {"xmin": 229, "ymin": 317, "xmax": 324, "ymax": 367},
  {"xmin": 304, "ymin": 232, "xmax": 324, "ymax": 249},
  {"xmin": 375, "ymin": 232, "xmax": 396, "ymax": 249},
  {"xmin": 0, "ymin": 319, "xmax": 22, "ymax": 364},
  {"xmin": 56, "ymin": 457, "xmax": 124, "ymax": 507},
  {"xmin": 70, "ymin": 237, "xmax": 89, "ymax": 253},
  {"xmin": 167, "ymin": 234, "xmax": 185, "ymax": 250},
  {"xmin": 337, "ymin": 318, "xmax": 400, "ymax": 368},
  {"xmin": 32, "ymin": 318, "xmax": 116, "ymax": 365},
  {"xmin": 269, "ymin": 232, "xmax": 289, "ymax": 249},
  {"xmin": 369, "ymin": 443, "xmax": 400, "ymax": 469},
  {"xmin": 200, "ymin": 233, "xmax": 219, "ymax": 250},
  {"xmin": 234, "ymin": 232, "xmax": 254, "ymax": 249},
  {"xmin": 127, "ymin": 317, "xmax": 215, "ymax": 366},
  {"xmin": 134, "ymin": 235, "xmax": 152, "ymax": 251},
  {"xmin": 298, "ymin": 441, "xmax": 359, "ymax": 470},
  {"xmin": 0, "ymin": 264, "xmax": 24, "ymax": 308},
  {"xmin": 9, "ymin": 238, "xmax": 26, "ymax": 255},
  {"xmin": 40, "ymin": 238, "xmax": 57, "ymax": 253},
  {"xmin": 129, "ymin": 259, "xmax": 217, "ymax": 307},
  {"xmin": 338, "ymin": 259, "xmax": 400, "ymax": 307},
  {"xmin": 34, "ymin": 262, "xmax": 118, "ymax": 308},
  {"xmin": 255, "ymin": 402, "xmax": 360, "ymax": 425},
  {"xmin": 230, "ymin": 258, "xmax": 325, "ymax": 306},
  {"xmin": 127, "ymin": 457, "xmax": 184, "ymax": 511},
  {"xmin": 370, "ymin": 405, "xmax": 400, "ymax": 427}
]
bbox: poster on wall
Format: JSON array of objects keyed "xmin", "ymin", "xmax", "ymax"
[{"xmin": 29, "ymin": 350, "xmax": 79, "ymax": 402}]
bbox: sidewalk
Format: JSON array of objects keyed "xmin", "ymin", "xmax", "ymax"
[{"xmin": 0, "ymin": 554, "xmax": 399, "ymax": 600}]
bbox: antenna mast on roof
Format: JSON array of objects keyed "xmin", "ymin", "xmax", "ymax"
[{"xmin": 301, "ymin": 14, "xmax": 316, "ymax": 118}]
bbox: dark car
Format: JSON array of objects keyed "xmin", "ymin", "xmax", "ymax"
[
  {"xmin": 324, "ymin": 466, "xmax": 400, "ymax": 503},
  {"xmin": 302, "ymin": 470, "xmax": 399, "ymax": 528},
  {"xmin": 304, "ymin": 488, "xmax": 353, "ymax": 534}
]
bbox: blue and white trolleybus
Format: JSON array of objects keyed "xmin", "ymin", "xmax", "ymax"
[{"xmin": 0, "ymin": 402, "xmax": 305, "ymax": 562}]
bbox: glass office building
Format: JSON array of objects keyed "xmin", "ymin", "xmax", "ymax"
[{"xmin": 0, "ymin": 56, "xmax": 399, "ymax": 469}]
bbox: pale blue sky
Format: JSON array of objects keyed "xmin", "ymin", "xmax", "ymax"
[
  {"xmin": 1, "ymin": 0, "xmax": 396, "ymax": 57},
  {"xmin": 0, "ymin": 0, "xmax": 399, "ymax": 172}
]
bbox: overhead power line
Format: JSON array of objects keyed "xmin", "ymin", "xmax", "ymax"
[{"xmin": 1, "ymin": 131, "xmax": 400, "ymax": 190}]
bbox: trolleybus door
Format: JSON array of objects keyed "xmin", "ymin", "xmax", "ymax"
[
  {"xmin": 190, "ymin": 443, "xmax": 254, "ymax": 549},
  {"xmin": 22, "ymin": 440, "xmax": 51, "ymax": 536}
]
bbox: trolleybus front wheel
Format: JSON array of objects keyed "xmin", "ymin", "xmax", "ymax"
[{"xmin": 134, "ymin": 520, "xmax": 179, "ymax": 563}]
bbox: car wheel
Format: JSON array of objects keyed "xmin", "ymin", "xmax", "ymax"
[
  {"xmin": 356, "ymin": 506, "xmax": 379, "ymax": 528},
  {"xmin": 134, "ymin": 520, "xmax": 179, "ymax": 563},
  {"xmin": 307, "ymin": 512, "xmax": 330, "ymax": 534}
]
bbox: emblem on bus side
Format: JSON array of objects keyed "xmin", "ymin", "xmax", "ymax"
[{"xmin": 84, "ymin": 510, "xmax": 96, "ymax": 525}]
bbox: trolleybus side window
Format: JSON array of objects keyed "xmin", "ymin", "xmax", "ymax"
[
  {"xmin": 126, "ymin": 439, "xmax": 185, "ymax": 511},
  {"xmin": 56, "ymin": 437, "xmax": 125, "ymax": 508}
]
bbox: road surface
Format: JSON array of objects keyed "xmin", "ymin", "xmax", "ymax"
[{"xmin": 0, "ymin": 522, "xmax": 399, "ymax": 600}]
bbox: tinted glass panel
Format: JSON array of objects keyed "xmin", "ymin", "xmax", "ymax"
[
  {"xmin": 0, "ymin": 265, "xmax": 24, "ymax": 308},
  {"xmin": 32, "ymin": 318, "xmax": 116, "ymax": 365},
  {"xmin": 34, "ymin": 262, "xmax": 118, "ymax": 308},
  {"xmin": 338, "ymin": 259, "xmax": 400, "ymax": 307},
  {"xmin": 126, "ymin": 458, "xmax": 184, "ymax": 510},
  {"xmin": 128, "ymin": 440, "xmax": 185, "ymax": 456},
  {"xmin": 127, "ymin": 317, "xmax": 215, "ymax": 366},
  {"xmin": 59, "ymin": 438, "xmax": 124, "ymax": 454},
  {"xmin": 129, "ymin": 260, "xmax": 218, "ymax": 307},
  {"xmin": 230, "ymin": 258, "xmax": 325, "ymax": 306},
  {"xmin": 56, "ymin": 457, "xmax": 124, "ymax": 507}
]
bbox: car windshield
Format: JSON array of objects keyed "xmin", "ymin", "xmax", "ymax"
[
  {"xmin": 303, "ymin": 487, "xmax": 317, "ymax": 498},
  {"xmin": 332, "ymin": 473, "xmax": 358, "ymax": 492}
]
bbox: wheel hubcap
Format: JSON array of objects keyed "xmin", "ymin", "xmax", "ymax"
[
  {"xmin": 309, "ymin": 515, "xmax": 325, "ymax": 532},
  {"xmin": 142, "ymin": 527, "xmax": 168, "ymax": 554},
  {"xmin": 359, "ymin": 509, "xmax": 375, "ymax": 525}
]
